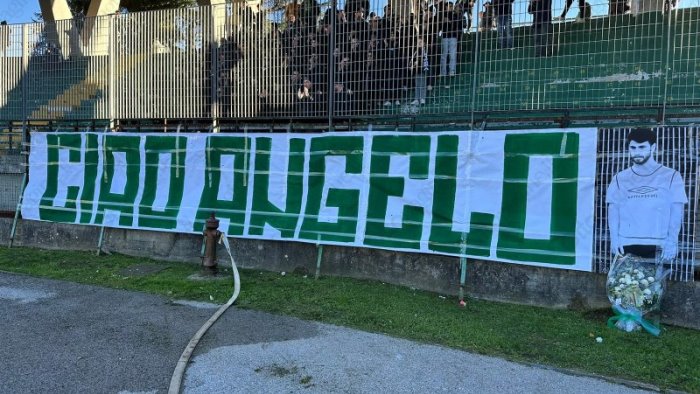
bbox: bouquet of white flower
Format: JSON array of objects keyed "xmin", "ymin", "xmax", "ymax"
[{"xmin": 606, "ymin": 254, "xmax": 671, "ymax": 336}]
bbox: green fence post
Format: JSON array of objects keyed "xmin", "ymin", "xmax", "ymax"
[
  {"xmin": 315, "ymin": 234, "xmax": 323, "ymax": 280},
  {"xmin": 459, "ymin": 232, "xmax": 468, "ymax": 302},
  {"xmin": 8, "ymin": 173, "xmax": 27, "ymax": 248},
  {"xmin": 96, "ymin": 226, "xmax": 105, "ymax": 255}
]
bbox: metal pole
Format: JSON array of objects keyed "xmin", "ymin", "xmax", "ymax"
[
  {"xmin": 199, "ymin": 223, "xmax": 207, "ymax": 260},
  {"xmin": 327, "ymin": 1, "xmax": 336, "ymax": 131},
  {"xmin": 315, "ymin": 235, "xmax": 324, "ymax": 280},
  {"xmin": 459, "ymin": 232, "xmax": 467, "ymax": 302},
  {"xmin": 210, "ymin": 6, "xmax": 219, "ymax": 129},
  {"xmin": 8, "ymin": 173, "xmax": 27, "ymax": 248},
  {"xmin": 96, "ymin": 225, "xmax": 105, "ymax": 255},
  {"xmin": 21, "ymin": 24, "xmax": 29, "ymax": 122},
  {"xmin": 469, "ymin": 0, "xmax": 482, "ymax": 129},
  {"xmin": 9, "ymin": 115, "xmax": 30, "ymax": 247},
  {"xmin": 109, "ymin": 12, "xmax": 116, "ymax": 129},
  {"xmin": 660, "ymin": 4, "xmax": 673, "ymax": 125},
  {"xmin": 459, "ymin": 256, "xmax": 467, "ymax": 301}
]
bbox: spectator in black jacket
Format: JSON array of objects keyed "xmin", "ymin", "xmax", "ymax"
[
  {"xmin": 439, "ymin": 1, "xmax": 463, "ymax": 80},
  {"xmin": 419, "ymin": 9, "xmax": 440, "ymax": 91},
  {"xmin": 529, "ymin": 0, "xmax": 553, "ymax": 56},
  {"xmin": 555, "ymin": 0, "xmax": 590, "ymax": 21},
  {"xmin": 380, "ymin": 29, "xmax": 403, "ymax": 106},
  {"xmin": 479, "ymin": 1, "xmax": 495, "ymax": 31},
  {"xmin": 493, "ymin": 0, "xmax": 514, "ymax": 49}
]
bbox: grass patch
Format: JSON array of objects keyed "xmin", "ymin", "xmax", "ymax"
[{"xmin": 1, "ymin": 246, "xmax": 699, "ymax": 392}]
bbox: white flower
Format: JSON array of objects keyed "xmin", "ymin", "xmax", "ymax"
[{"xmin": 606, "ymin": 255, "xmax": 666, "ymax": 316}]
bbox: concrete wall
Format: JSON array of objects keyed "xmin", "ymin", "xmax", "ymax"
[{"xmin": 2, "ymin": 217, "xmax": 698, "ymax": 330}]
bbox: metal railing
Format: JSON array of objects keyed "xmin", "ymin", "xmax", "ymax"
[
  {"xmin": 0, "ymin": 1, "xmax": 698, "ymax": 279},
  {"xmin": 0, "ymin": 0, "xmax": 699, "ymax": 123}
]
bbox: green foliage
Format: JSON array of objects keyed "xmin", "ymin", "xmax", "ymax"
[{"xmin": 1, "ymin": 246, "xmax": 699, "ymax": 392}]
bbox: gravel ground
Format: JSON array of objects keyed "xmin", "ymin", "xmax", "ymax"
[
  {"xmin": 186, "ymin": 324, "xmax": 655, "ymax": 394},
  {"xmin": 0, "ymin": 271, "xmax": 656, "ymax": 394}
]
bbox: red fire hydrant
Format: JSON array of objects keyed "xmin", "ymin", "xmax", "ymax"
[{"xmin": 202, "ymin": 212, "xmax": 221, "ymax": 275}]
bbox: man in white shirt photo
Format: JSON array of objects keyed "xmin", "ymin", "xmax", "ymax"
[{"xmin": 606, "ymin": 128, "xmax": 688, "ymax": 261}]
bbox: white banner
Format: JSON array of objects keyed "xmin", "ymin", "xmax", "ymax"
[{"xmin": 22, "ymin": 129, "xmax": 598, "ymax": 270}]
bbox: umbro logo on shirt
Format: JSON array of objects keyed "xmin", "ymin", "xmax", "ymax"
[
  {"xmin": 628, "ymin": 186, "xmax": 658, "ymax": 198},
  {"xmin": 629, "ymin": 186, "xmax": 658, "ymax": 194}
]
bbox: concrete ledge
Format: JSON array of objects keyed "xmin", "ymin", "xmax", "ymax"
[{"xmin": 2, "ymin": 218, "xmax": 698, "ymax": 329}]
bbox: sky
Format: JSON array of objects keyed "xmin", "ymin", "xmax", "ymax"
[
  {"xmin": 0, "ymin": 0, "xmax": 40, "ymax": 24},
  {"xmin": 1, "ymin": 0, "xmax": 695, "ymax": 26}
]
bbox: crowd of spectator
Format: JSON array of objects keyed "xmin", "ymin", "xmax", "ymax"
[
  {"xmin": 274, "ymin": 0, "xmax": 474, "ymax": 116},
  {"xmin": 213, "ymin": 0, "xmax": 685, "ymax": 117}
]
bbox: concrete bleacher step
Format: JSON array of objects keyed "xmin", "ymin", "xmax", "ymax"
[
  {"xmin": 29, "ymin": 53, "xmax": 147, "ymax": 120},
  {"xmin": 31, "ymin": 74, "xmax": 106, "ymax": 120}
]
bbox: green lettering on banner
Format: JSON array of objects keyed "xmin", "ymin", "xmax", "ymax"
[
  {"xmin": 94, "ymin": 135, "xmax": 142, "ymax": 227},
  {"xmin": 249, "ymin": 137, "xmax": 306, "ymax": 238},
  {"xmin": 79, "ymin": 133, "xmax": 99, "ymax": 224},
  {"xmin": 138, "ymin": 136, "xmax": 187, "ymax": 229},
  {"xmin": 497, "ymin": 133, "xmax": 579, "ymax": 265},
  {"xmin": 365, "ymin": 135, "xmax": 430, "ymax": 250},
  {"xmin": 429, "ymin": 135, "xmax": 493, "ymax": 256},
  {"xmin": 299, "ymin": 136, "xmax": 363, "ymax": 243},
  {"xmin": 194, "ymin": 136, "xmax": 250, "ymax": 235},
  {"xmin": 39, "ymin": 134, "xmax": 82, "ymax": 222}
]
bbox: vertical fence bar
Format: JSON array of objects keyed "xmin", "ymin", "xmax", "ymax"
[
  {"xmin": 315, "ymin": 234, "xmax": 323, "ymax": 280},
  {"xmin": 691, "ymin": 128, "xmax": 698, "ymax": 281},
  {"xmin": 327, "ymin": 2, "xmax": 335, "ymax": 130},
  {"xmin": 661, "ymin": 6, "xmax": 673, "ymax": 124},
  {"xmin": 470, "ymin": 0, "xmax": 482, "ymax": 128},
  {"xmin": 109, "ymin": 14, "xmax": 116, "ymax": 128},
  {"xmin": 20, "ymin": 24, "xmax": 28, "ymax": 122},
  {"xmin": 211, "ymin": 6, "xmax": 219, "ymax": 126},
  {"xmin": 459, "ymin": 232, "xmax": 467, "ymax": 302}
]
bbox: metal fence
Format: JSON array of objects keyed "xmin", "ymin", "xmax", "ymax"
[
  {"xmin": 1, "ymin": 0, "xmax": 699, "ymax": 123},
  {"xmin": 0, "ymin": 122, "xmax": 24, "ymax": 214},
  {"xmin": 0, "ymin": 1, "xmax": 698, "ymax": 279}
]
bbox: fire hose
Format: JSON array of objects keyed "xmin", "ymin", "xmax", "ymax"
[{"xmin": 168, "ymin": 233, "xmax": 240, "ymax": 394}]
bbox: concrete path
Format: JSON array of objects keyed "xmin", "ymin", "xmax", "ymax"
[{"xmin": 0, "ymin": 272, "xmax": 656, "ymax": 394}]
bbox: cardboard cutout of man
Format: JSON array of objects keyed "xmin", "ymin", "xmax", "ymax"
[{"xmin": 606, "ymin": 128, "xmax": 688, "ymax": 261}]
